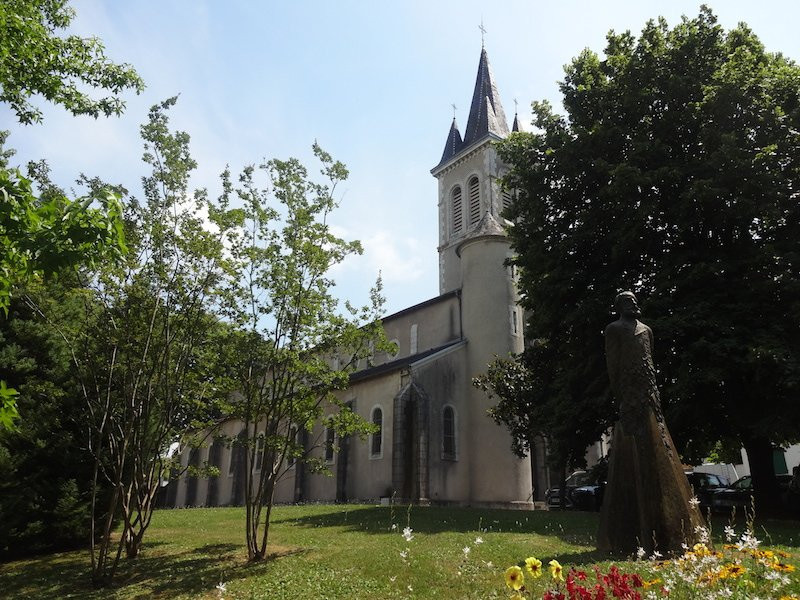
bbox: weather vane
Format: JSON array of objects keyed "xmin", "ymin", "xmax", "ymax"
[{"xmin": 479, "ymin": 19, "xmax": 487, "ymax": 47}]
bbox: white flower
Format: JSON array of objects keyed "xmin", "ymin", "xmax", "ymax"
[
  {"xmin": 400, "ymin": 548, "xmax": 409, "ymax": 559},
  {"xmin": 636, "ymin": 546, "xmax": 646, "ymax": 560},
  {"xmin": 391, "ymin": 523, "xmax": 397, "ymax": 530},
  {"xmin": 216, "ymin": 582, "xmax": 227, "ymax": 592},
  {"xmin": 407, "ymin": 585, "xmax": 413, "ymax": 592},
  {"xmin": 389, "ymin": 576, "xmax": 397, "ymax": 582},
  {"xmin": 689, "ymin": 496, "xmax": 701, "ymax": 507},
  {"xmin": 723, "ymin": 525, "xmax": 735, "ymax": 541},
  {"xmin": 694, "ymin": 525, "xmax": 710, "ymax": 544},
  {"xmin": 649, "ymin": 550, "xmax": 663, "ymax": 560},
  {"xmin": 474, "ymin": 536, "xmax": 484, "ymax": 545},
  {"xmin": 485, "ymin": 561, "xmax": 493, "ymax": 568},
  {"xmin": 462, "ymin": 546, "xmax": 471, "ymax": 556},
  {"xmin": 402, "ymin": 526, "xmax": 414, "ymax": 542}
]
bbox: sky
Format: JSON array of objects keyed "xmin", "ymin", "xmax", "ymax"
[{"xmin": 4, "ymin": 0, "xmax": 800, "ymax": 316}]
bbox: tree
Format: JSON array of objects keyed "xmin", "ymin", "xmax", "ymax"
[
  {"xmin": 498, "ymin": 7, "xmax": 800, "ymax": 514},
  {"xmin": 43, "ymin": 98, "xmax": 226, "ymax": 584},
  {"xmin": 0, "ymin": 0, "xmax": 144, "ymax": 124},
  {"xmin": 0, "ymin": 283, "xmax": 108, "ymax": 558},
  {"xmin": 209, "ymin": 145, "xmax": 389, "ymax": 561},
  {"xmin": 0, "ymin": 133, "xmax": 127, "ymax": 430}
]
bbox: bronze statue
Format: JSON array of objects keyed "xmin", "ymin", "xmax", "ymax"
[{"xmin": 597, "ymin": 292, "xmax": 703, "ymax": 555}]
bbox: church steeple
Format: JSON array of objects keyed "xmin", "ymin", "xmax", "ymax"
[
  {"xmin": 438, "ymin": 118, "xmax": 463, "ymax": 165},
  {"xmin": 462, "ymin": 47, "xmax": 510, "ymax": 147}
]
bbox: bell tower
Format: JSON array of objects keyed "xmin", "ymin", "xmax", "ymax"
[
  {"xmin": 431, "ymin": 46, "xmax": 532, "ymax": 506},
  {"xmin": 431, "ymin": 46, "xmax": 521, "ymax": 295}
]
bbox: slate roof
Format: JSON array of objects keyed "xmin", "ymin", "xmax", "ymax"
[
  {"xmin": 463, "ymin": 47, "xmax": 510, "ymax": 146},
  {"xmin": 432, "ymin": 47, "xmax": 510, "ymax": 173},
  {"xmin": 438, "ymin": 118, "xmax": 464, "ymax": 166}
]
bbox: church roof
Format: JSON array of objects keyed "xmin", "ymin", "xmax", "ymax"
[
  {"xmin": 438, "ymin": 118, "xmax": 463, "ymax": 165},
  {"xmin": 512, "ymin": 112, "xmax": 523, "ymax": 132},
  {"xmin": 432, "ymin": 46, "xmax": 510, "ymax": 173},
  {"xmin": 463, "ymin": 47, "xmax": 510, "ymax": 146}
]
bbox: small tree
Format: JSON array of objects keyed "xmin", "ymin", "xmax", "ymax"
[
  {"xmin": 210, "ymin": 145, "xmax": 389, "ymax": 561},
  {"xmin": 42, "ymin": 98, "xmax": 226, "ymax": 584}
]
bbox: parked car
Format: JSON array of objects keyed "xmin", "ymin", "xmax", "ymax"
[
  {"xmin": 685, "ymin": 471, "xmax": 730, "ymax": 511},
  {"xmin": 712, "ymin": 474, "xmax": 794, "ymax": 513},
  {"xmin": 545, "ymin": 470, "xmax": 593, "ymax": 510},
  {"xmin": 546, "ymin": 460, "xmax": 608, "ymax": 510}
]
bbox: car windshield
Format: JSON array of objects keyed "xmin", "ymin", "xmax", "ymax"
[
  {"xmin": 732, "ymin": 476, "xmax": 752, "ymax": 490},
  {"xmin": 567, "ymin": 472, "xmax": 592, "ymax": 486}
]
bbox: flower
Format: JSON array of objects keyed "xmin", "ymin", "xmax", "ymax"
[
  {"xmin": 774, "ymin": 562, "xmax": 796, "ymax": 573},
  {"xmin": 462, "ymin": 546, "xmax": 471, "ymax": 556},
  {"xmin": 399, "ymin": 549, "xmax": 408, "ymax": 559},
  {"xmin": 724, "ymin": 525, "xmax": 736, "ymax": 541},
  {"xmin": 402, "ymin": 526, "xmax": 414, "ymax": 542},
  {"xmin": 549, "ymin": 559, "xmax": 564, "ymax": 581},
  {"xmin": 636, "ymin": 546, "xmax": 646, "ymax": 560},
  {"xmin": 689, "ymin": 496, "xmax": 701, "ymax": 507},
  {"xmin": 504, "ymin": 565, "xmax": 525, "ymax": 590},
  {"xmin": 525, "ymin": 556, "xmax": 543, "ymax": 578},
  {"xmin": 474, "ymin": 536, "xmax": 484, "ymax": 545}
]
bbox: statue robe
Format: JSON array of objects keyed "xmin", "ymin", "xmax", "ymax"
[{"xmin": 597, "ymin": 318, "xmax": 703, "ymax": 555}]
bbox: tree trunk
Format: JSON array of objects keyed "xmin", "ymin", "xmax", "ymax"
[{"xmin": 743, "ymin": 436, "xmax": 780, "ymax": 517}]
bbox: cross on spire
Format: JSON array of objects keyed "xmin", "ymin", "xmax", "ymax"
[
  {"xmin": 479, "ymin": 19, "xmax": 487, "ymax": 47},
  {"xmin": 451, "ymin": 103, "xmax": 457, "ymax": 120},
  {"xmin": 514, "ymin": 98, "xmax": 518, "ymax": 114}
]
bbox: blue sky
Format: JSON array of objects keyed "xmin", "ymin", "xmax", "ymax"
[{"xmin": 4, "ymin": 1, "xmax": 799, "ymax": 316}]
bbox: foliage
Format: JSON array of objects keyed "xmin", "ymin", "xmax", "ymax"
[
  {"xmin": 45, "ymin": 97, "xmax": 227, "ymax": 584},
  {"xmin": 0, "ymin": 288, "xmax": 105, "ymax": 557},
  {"xmin": 208, "ymin": 144, "xmax": 390, "ymax": 561},
  {"xmin": 0, "ymin": 130, "xmax": 127, "ymax": 430},
  {"xmin": 497, "ymin": 7, "xmax": 800, "ymax": 511},
  {"xmin": 0, "ymin": 0, "xmax": 144, "ymax": 124}
]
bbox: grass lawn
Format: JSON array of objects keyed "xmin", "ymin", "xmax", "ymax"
[{"xmin": 1, "ymin": 504, "xmax": 798, "ymax": 599}]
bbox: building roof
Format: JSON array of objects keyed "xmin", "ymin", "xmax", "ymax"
[
  {"xmin": 463, "ymin": 47, "xmax": 510, "ymax": 146},
  {"xmin": 512, "ymin": 112, "xmax": 523, "ymax": 132},
  {"xmin": 438, "ymin": 118, "xmax": 464, "ymax": 165},
  {"xmin": 432, "ymin": 46, "xmax": 510, "ymax": 173},
  {"xmin": 349, "ymin": 339, "xmax": 464, "ymax": 384}
]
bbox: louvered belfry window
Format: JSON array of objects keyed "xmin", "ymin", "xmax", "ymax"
[
  {"xmin": 452, "ymin": 186, "xmax": 463, "ymax": 234},
  {"xmin": 468, "ymin": 176, "xmax": 480, "ymax": 225}
]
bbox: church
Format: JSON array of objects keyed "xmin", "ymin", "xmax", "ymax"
[{"xmin": 167, "ymin": 46, "xmax": 553, "ymax": 509}]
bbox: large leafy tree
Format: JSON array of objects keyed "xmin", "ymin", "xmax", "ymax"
[
  {"xmin": 497, "ymin": 7, "xmax": 800, "ymax": 513},
  {"xmin": 209, "ymin": 145, "xmax": 389, "ymax": 561},
  {"xmin": 0, "ymin": 0, "xmax": 144, "ymax": 124}
]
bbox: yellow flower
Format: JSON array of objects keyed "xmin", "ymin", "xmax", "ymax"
[
  {"xmin": 774, "ymin": 562, "xmax": 796, "ymax": 573},
  {"xmin": 525, "ymin": 556, "xmax": 543, "ymax": 578},
  {"xmin": 692, "ymin": 543, "xmax": 711, "ymax": 557},
  {"xmin": 643, "ymin": 578, "xmax": 662, "ymax": 589},
  {"xmin": 779, "ymin": 595, "xmax": 800, "ymax": 600},
  {"xmin": 504, "ymin": 566, "xmax": 524, "ymax": 590},
  {"xmin": 719, "ymin": 563, "xmax": 746, "ymax": 579},
  {"xmin": 549, "ymin": 559, "xmax": 564, "ymax": 581}
]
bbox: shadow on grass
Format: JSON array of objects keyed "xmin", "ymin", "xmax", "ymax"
[
  {"xmin": 272, "ymin": 504, "xmax": 599, "ymax": 547},
  {"xmin": 0, "ymin": 540, "xmax": 303, "ymax": 599}
]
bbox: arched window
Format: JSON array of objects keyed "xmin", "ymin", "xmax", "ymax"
[
  {"xmin": 324, "ymin": 427, "xmax": 335, "ymax": 463},
  {"xmin": 451, "ymin": 186, "xmax": 463, "ymax": 234},
  {"xmin": 370, "ymin": 407, "xmax": 383, "ymax": 458},
  {"xmin": 468, "ymin": 176, "xmax": 480, "ymax": 226},
  {"xmin": 287, "ymin": 426, "xmax": 298, "ymax": 468},
  {"xmin": 442, "ymin": 405, "xmax": 457, "ymax": 460}
]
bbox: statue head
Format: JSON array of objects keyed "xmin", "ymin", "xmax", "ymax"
[{"xmin": 614, "ymin": 291, "xmax": 640, "ymax": 318}]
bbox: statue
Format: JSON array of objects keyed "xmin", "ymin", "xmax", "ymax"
[{"xmin": 597, "ymin": 291, "xmax": 703, "ymax": 555}]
